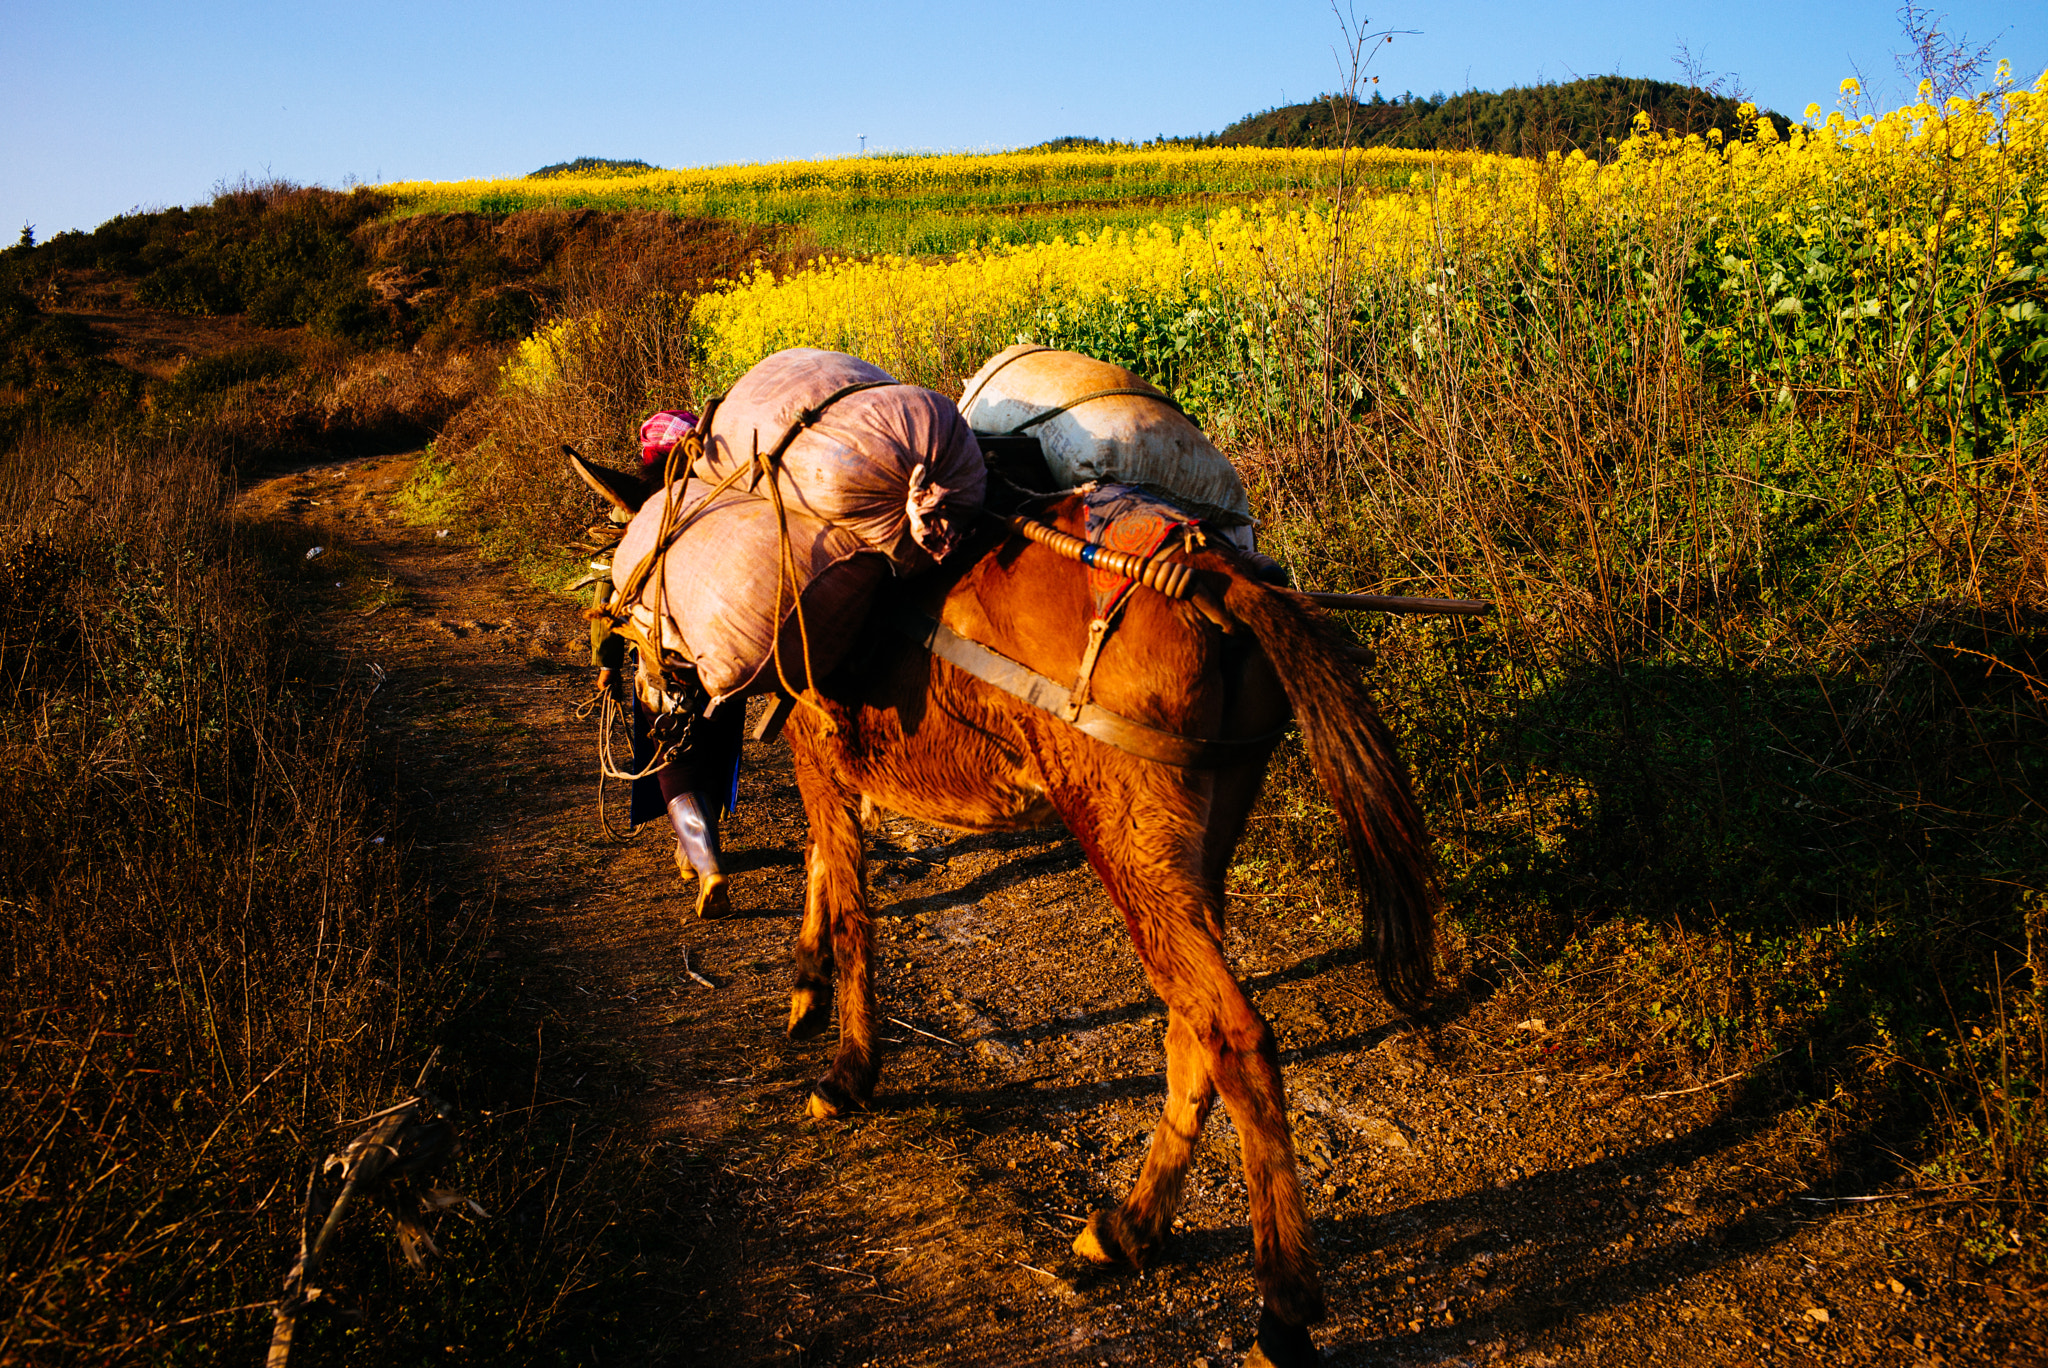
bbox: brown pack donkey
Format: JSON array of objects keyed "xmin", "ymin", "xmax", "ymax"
[{"xmin": 756, "ymin": 493, "xmax": 1437, "ymax": 1367}]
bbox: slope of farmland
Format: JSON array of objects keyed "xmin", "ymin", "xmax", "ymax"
[{"xmin": 379, "ymin": 146, "xmax": 1474, "ymax": 258}]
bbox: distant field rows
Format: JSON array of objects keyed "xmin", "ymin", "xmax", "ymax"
[{"xmin": 380, "ymin": 146, "xmax": 1478, "ymax": 255}]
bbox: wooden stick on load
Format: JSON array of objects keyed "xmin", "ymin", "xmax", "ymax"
[
  {"xmin": 1003, "ymin": 516, "xmax": 1195, "ymax": 599},
  {"xmin": 1003, "ymin": 514, "xmax": 1492, "ymax": 617}
]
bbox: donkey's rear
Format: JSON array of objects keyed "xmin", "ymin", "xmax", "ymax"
[{"xmin": 779, "ymin": 497, "xmax": 1436, "ymax": 1366}]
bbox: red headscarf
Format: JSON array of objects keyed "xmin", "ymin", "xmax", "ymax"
[{"xmin": 639, "ymin": 410, "xmax": 698, "ymax": 467}]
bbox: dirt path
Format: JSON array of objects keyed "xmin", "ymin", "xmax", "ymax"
[{"xmin": 241, "ymin": 453, "xmax": 2044, "ymax": 1367}]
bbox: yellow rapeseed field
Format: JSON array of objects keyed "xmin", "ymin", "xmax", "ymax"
[
  {"xmin": 689, "ymin": 74, "xmax": 2048, "ymax": 390},
  {"xmin": 381, "ymin": 145, "xmax": 1460, "ymax": 214}
]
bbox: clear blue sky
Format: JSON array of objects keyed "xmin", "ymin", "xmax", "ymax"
[{"xmin": 4, "ymin": 0, "xmax": 2040, "ymax": 240}]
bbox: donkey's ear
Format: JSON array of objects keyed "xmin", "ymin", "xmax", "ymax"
[{"xmin": 567, "ymin": 447, "xmax": 654, "ymax": 515}]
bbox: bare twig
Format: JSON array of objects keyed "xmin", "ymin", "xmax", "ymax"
[
  {"xmin": 267, "ymin": 1092, "xmax": 465, "ymax": 1367},
  {"xmin": 887, "ymin": 1016, "xmax": 962, "ymax": 1048},
  {"xmin": 1638, "ymin": 1047, "xmax": 1793, "ymax": 1100},
  {"xmin": 337, "ymin": 1095, "xmax": 423, "ymax": 1128},
  {"xmin": 1795, "ymin": 1193, "xmax": 1906, "ymax": 1204}
]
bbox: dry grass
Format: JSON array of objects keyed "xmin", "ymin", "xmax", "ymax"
[
  {"xmin": 0, "ymin": 198, "xmax": 761, "ymax": 1355},
  {"xmin": 1212, "ymin": 154, "xmax": 2048, "ymax": 1258},
  {"xmin": 0, "ymin": 427, "xmax": 470, "ymax": 1359},
  {"xmin": 430, "ymin": 254, "xmax": 711, "ymax": 567},
  {"xmin": 0, "ymin": 416, "xmax": 643, "ymax": 1360}
]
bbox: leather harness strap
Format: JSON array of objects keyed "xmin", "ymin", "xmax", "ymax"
[{"xmin": 887, "ymin": 604, "xmax": 1288, "ymax": 770}]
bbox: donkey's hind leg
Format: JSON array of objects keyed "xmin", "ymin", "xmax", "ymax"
[
  {"xmin": 1053, "ymin": 777, "xmax": 1323, "ymax": 1365},
  {"xmin": 786, "ymin": 839, "xmax": 834, "ymax": 1040},
  {"xmin": 1076, "ymin": 926, "xmax": 1322, "ymax": 1321},
  {"xmin": 788, "ymin": 739, "xmax": 879, "ymax": 1118}
]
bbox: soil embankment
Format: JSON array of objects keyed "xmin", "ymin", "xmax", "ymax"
[{"xmin": 239, "ymin": 453, "xmax": 2045, "ymax": 1366}]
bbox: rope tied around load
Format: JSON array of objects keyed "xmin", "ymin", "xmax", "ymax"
[
  {"xmin": 589, "ymin": 378, "xmax": 911, "ymax": 757},
  {"xmin": 993, "ymin": 387, "xmax": 1186, "ymax": 434}
]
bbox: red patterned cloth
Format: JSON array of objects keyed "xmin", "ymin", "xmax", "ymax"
[
  {"xmin": 639, "ymin": 410, "xmax": 698, "ymax": 466},
  {"xmin": 1080, "ymin": 484, "xmax": 1195, "ymax": 622}
]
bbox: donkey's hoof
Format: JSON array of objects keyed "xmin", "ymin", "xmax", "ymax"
[
  {"xmin": 1072, "ymin": 1210, "xmax": 1127, "ymax": 1265},
  {"xmin": 1244, "ymin": 1307, "xmax": 1319, "ymax": 1368},
  {"xmin": 694, "ymin": 874, "xmax": 730, "ymax": 920},
  {"xmin": 786, "ymin": 987, "xmax": 832, "ymax": 1040},
  {"xmin": 806, "ymin": 1077, "xmax": 860, "ymax": 1121}
]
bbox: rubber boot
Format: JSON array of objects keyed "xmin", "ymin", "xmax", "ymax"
[{"xmin": 665, "ymin": 788, "xmax": 730, "ymax": 919}]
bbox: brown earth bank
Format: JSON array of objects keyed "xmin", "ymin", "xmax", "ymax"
[
  {"xmin": 237, "ymin": 453, "xmax": 2046, "ymax": 1367},
  {"xmin": 1, "ymin": 203, "xmax": 797, "ymax": 449}
]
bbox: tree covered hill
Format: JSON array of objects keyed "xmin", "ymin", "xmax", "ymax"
[{"xmin": 1023, "ymin": 77, "xmax": 1792, "ymax": 156}]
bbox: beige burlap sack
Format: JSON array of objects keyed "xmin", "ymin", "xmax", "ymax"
[
  {"xmin": 958, "ymin": 344, "xmax": 1253, "ymax": 534},
  {"xmin": 611, "ymin": 478, "xmax": 886, "ymax": 701}
]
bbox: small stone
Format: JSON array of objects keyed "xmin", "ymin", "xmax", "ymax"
[
  {"xmin": 1888, "ymin": 1278, "xmax": 1906, "ymax": 1295},
  {"xmin": 1358, "ymin": 1116, "xmax": 1412, "ymax": 1150},
  {"xmin": 1804, "ymin": 1306, "xmax": 1830, "ymax": 1323}
]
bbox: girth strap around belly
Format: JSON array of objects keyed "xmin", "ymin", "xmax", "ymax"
[{"xmin": 887, "ymin": 605, "xmax": 1287, "ymax": 770}]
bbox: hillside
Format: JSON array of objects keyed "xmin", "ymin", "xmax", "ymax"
[
  {"xmin": 0, "ymin": 185, "xmax": 790, "ymax": 453},
  {"xmin": 1182, "ymin": 76, "xmax": 1792, "ymax": 155}
]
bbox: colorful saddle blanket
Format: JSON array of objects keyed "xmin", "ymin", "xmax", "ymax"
[{"xmin": 1079, "ymin": 483, "xmax": 1199, "ymax": 622}]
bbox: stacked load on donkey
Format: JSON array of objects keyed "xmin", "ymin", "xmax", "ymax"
[
  {"xmin": 696, "ymin": 347, "xmax": 985, "ymax": 570},
  {"xmin": 607, "ymin": 348, "xmax": 985, "ymax": 705},
  {"xmin": 958, "ymin": 344, "xmax": 1255, "ymax": 548}
]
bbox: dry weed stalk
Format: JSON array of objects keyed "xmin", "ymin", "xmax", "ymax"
[{"xmin": 267, "ymin": 1060, "xmax": 478, "ymax": 1368}]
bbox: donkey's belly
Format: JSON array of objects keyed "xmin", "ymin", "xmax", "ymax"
[{"xmin": 860, "ymin": 775, "xmax": 1057, "ymax": 836}]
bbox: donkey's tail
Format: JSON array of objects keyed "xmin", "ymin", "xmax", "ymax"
[{"xmin": 1222, "ymin": 572, "xmax": 1438, "ymax": 1016}]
